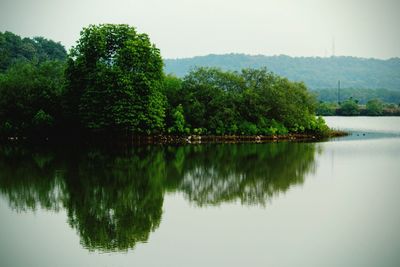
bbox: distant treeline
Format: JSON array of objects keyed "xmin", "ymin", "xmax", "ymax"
[
  {"xmin": 313, "ymin": 88, "xmax": 400, "ymax": 105},
  {"xmin": 316, "ymin": 98, "xmax": 400, "ymax": 116},
  {"xmin": 164, "ymin": 54, "xmax": 400, "ymax": 91},
  {"xmin": 0, "ymin": 26, "xmax": 328, "ymax": 140}
]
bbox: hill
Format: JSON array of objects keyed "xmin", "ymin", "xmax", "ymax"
[
  {"xmin": 0, "ymin": 31, "xmax": 67, "ymax": 71},
  {"xmin": 164, "ymin": 54, "xmax": 400, "ymax": 91}
]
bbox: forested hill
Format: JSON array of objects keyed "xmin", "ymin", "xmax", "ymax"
[
  {"xmin": 164, "ymin": 54, "xmax": 400, "ymax": 90},
  {"xmin": 0, "ymin": 31, "xmax": 67, "ymax": 71}
]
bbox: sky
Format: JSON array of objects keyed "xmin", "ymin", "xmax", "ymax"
[{"xmin": 0, "ymin": 0, "xmax": 399, "ymax": 59}]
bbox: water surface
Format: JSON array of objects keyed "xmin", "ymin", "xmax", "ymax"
[{"xmin": 0, "ymin": 117, "xmax": 399, "ymax": 267}]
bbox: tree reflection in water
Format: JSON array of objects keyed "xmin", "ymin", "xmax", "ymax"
[
  {"xmin": 171, "ymin": 143, "xmax": 318, "ymax": 206},
  {"xmin": 0, "ymin": 142, "xmax": 320, "ymax": 251}
]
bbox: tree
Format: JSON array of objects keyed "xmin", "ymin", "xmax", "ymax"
[
  {"xmin": 240, "ymin": 68, "xmax": 317, "ymax": 132},
  {"xmin": 0, "ymin": 60, "xmax": 65, "ymax": 137},
  {"xmin": 162, "ymin": 74, "xmax": 183, "ymax": 108},
  {"xmin": 175, "ymin": 67, "xmax": 322, "ymax": 135},
  {"xmin": 366, "ymin": 99, "xmax": 383, "ymax": 116},
  {"xmin": 339, "ymin": 98, "xmax": 360, "ymax": 115},
  {"xmin": 162, "ymin": 74, "xmax": 184, "ymax": 131},
  {"xmin": 316, "ymin": 102, "xmax": 337, "ymax": 116},
  {"xmin": 180, "ymin": 67, "xmax": 242, "ymax": 134},
  {"xmin": 168, "ymin": 104, "xmax": 188, "ymax": 134},
  {"xmin": 65, "ymin": 24, "xmax": 165, "ymax": 134}
]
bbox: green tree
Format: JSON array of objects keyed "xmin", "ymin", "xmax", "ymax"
[
  {"xmin": 163, "ymin": 74, "xmax": 183, "ymax": 109},
  {"xmin": 180, "ymin": 67, "xmax": 240, "ymax": 133},
  {"xmin": 0, "ymin": 60, "xmax": 65, "ymax": 137},
  {"xmin": 168, "ymin": 104, "xmax": 187, "ymax": 134},
  {"xmin": 339, "ymin": 98, "xmax": 360, "ymax": 115},
  {"xmin": 65, "ymin": 24, "xmax": 165, "ymax": 134},
  {"xmin": 316, "ymin": 102, "xmax": 337, "ymax": 116},
  {"xmin": 240, "ymin": 68, "xmax": 317, "ymax": 132},
  {"xmin": 162, "ymin": 74, "xmax": 184, "ymax": 131},
  {"xmin": 176, "ymin": 67, "xmax": 323, "ymax": 135},
  {"xmin": 366, "ymin": 98, "xmax": 383, "ymax": 116}
]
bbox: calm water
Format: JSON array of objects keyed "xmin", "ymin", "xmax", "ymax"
[{"xmin": 1, "ymin": 117, "xmax": 400, "ymax": 267}]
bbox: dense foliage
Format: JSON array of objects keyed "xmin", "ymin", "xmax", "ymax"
[
  {"xmin": 164, "ymin": 68, "xmax": 327, "ymax": 135},
  {"xmin": 0, "ymin": 60, "xmax": 66, "ymax": 136},
  {"xmin": 0, "ymin": 31, "xmax": 67, "ymax": 72},
  {"xmin": 0, "ymin": 27, "xmax": 328, "ymax": 139},
  {"xmin": 65, "ymin": 24, "xmax": 165, "ymax": 134},
  {"xmin": 164, "ymin": 54, "xmax": 400, "ymax": 90}
]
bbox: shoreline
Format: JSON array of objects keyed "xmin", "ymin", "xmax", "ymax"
[
  {"xmin": 3, "ymin": 131, "xmax": 349, "ymax": 145},
  {"xmin": 95, "ymin": 131, "xmax": 349, "ymax": 145}
]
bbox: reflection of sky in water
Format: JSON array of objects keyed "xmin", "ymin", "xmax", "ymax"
[
  {"xmin": 324, "ymin": 116, "xmax": 400, "ymax": 134},
  {"xmin": 324, "ymin": 116, "xmax": 400, "ymax": 140}
]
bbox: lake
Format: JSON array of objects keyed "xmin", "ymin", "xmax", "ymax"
[{"xmin": 1, "ymin": 117, "xmax": 399, "ymax": 267}]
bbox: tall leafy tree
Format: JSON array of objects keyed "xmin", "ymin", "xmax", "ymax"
[{"xmin": 65, "ymin": 24, "xmax": 165, "ymax": 134}]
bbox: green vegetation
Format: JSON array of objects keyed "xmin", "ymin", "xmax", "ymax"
[
  {"xmin": 164, "ymin": 67, "xmax": 327, "ymax": 135},
  {"xmin": 166, "ymin": 54, "xmax": 400, "ymax": 117},
  {"xmin": 0, "ymin": 60, "xmax": 66, "ymax": 137},
  {"xmin": 65, "ymin": 24, "xmax": 165, "ymax": 134},
  {"xmin": 0, "ymin": 26, "xmax": 330, "ymax": 140},
  {"xmin": 365, "ymin": 99, "xmax": 384, "ymax": 116},
  {"xmin": 0, "ymin": 31, "xmax": 66, "ymax": 71},
  {"xmin": 339, "ymin": 98, "xmax": 360, "ymax": 115},
  {"xmin": 164, "ymin": 54, "xmax": 400, "ymax": 90},
  {"xmin": 313, "ymin": 88, "xmax": 400, "ymax": 104},
  {"xmin": 316, "ymin": 102, "xmax": 337, "ymax": 116},
  {"xmin": 316, "ymin": 98, "xmax": 400, "ymax": 116}
]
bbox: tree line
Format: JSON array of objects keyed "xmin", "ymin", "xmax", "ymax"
[
  {"xmin": 0, "ymin": 24, "xmax": 328, "ymax": 139},
  {"xmin": 316, "ymin": 98, "xmax": 400, "ymax": 116},
  {"xmin": 313, "ymin": 88, "xmax": 400, "ymax": 105}
]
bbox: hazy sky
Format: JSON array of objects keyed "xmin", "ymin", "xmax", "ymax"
[{"xmin": 0, "ymin": 0, "xmax": 399, "ymax": 59}]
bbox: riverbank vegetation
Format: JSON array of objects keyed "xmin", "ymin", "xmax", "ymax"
[
  {"xmin": 0, "ymin": 25, "xmax": 334, "ymax": 141},
  {"xmin": 313, "ymin": 88, "xmax": 400, "ymax": 105},
  {"xmin": 316, "ymin": 98, "xmax": 400, "ymax": 116}
]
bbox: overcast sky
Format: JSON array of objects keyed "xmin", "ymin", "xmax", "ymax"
[{"xmin": 0, "ymin": 0, "xmax": 399, "ymax": 59}]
